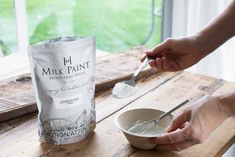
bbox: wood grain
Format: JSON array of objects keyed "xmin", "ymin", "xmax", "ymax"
[
  {"xmin": 0, "ymin": 72, "xmax": 230, "ymax": 157},
  {"xmin": 0, "ymin": 46, "xmax": 157, "ymax": 122},
  {"xmin": 0, "ymin": 71, "xmax": 179, "ymax": 156},
  {"xmin": 38, "ymin": 72, "xmax": 226, "ymax": 157},
  {"xmin": 0, "ymin": 72, "xmax": 178, "ymax": 135}
]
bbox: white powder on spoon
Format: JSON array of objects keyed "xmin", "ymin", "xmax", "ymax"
[{"xmin": 112, "ymin": 82, "xmax": 138, "ymax": 99}]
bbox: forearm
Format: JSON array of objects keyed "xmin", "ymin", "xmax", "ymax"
[
  {"xmin": 195, "ymin": 0, "xmax": 235, "ymax": 56},
  {"xmin": 217, "ymin": 91, "xmax": 235, "ymax": 118}
]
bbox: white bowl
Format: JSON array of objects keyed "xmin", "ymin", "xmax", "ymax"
[{"xmin": 115, "ymin": 108, "xmax": 173, "ymax": 150}]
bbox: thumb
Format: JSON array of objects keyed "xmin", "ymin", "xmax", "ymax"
[
  {"xmin": 166, "ymin": 110, "xmax": 190, "ymax": 132},
  {"xmin": 147, "ymin": 39, "xmax": 173, "ymax": 57},
  {"xmin": 140, "ymin": 50, "xmax": 151, "ymax": 62}
]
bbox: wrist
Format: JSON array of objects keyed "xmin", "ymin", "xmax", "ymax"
[
  {"xmin": 193, "ymin": 32, "xmax": 212, "ymax": 57},
  {"xmin": 217, "ymin": 92, "xmax": 235, "ymax": 118}
]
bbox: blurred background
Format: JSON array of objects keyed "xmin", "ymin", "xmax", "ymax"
[
  {"xmin": 1, "ymin": 0, "xmax": 235, "ymax": 82},
  {"xmin": 0, "ymin": 0, "xmax": 162, "ymax": 55}
]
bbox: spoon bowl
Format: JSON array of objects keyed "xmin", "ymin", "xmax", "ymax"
[{"xmin": 112, "ymin": 57, "xmax": 154, "ymax": 99}]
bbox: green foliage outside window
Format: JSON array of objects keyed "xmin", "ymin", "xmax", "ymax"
[{"xmin": 0, "ymin": 0, "xmax": 162, "ymax": 55}]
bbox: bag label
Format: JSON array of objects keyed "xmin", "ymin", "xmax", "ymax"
[{"xmin": 28, "ymin": 36, "xmax": 96, "ymax": 145}]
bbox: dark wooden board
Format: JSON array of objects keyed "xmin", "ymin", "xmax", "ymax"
[{"xmin": 0, "ymin": 47, "xmax": 156, "ymax": 122}]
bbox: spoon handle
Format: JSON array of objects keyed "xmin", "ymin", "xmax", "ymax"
[
  {"xmin": 159, "ymin": 99, "xmax": 190, "ymax": 120},
  {"xmin": 131, "ymin": 57, "xmax": 155, "ymax": 81}
]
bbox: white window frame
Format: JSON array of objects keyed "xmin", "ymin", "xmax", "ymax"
[
  {"xmin": 14, "ymin": 0, "xmax": 28, "ymax": 54},
  {"xmin": 161, "ymin": 0, "xmax": 173, "ymax": 40}
]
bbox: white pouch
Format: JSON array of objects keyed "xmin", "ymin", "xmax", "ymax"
[{"xmin": 28, "ymin": 36, "xmax": 96, "ymax": 145}]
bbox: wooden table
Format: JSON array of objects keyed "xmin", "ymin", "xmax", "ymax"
[{"xmin": 0, "ymin": 47, "xmax": 235, "ymax": 157}]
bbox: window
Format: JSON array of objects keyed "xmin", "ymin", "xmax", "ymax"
[
  {"xmin": 0, "ymin": 0, "xmax": 170, "ymax": 57},
  {"xmin": 0, "ymin": 0, "xmax": 17, "ymax": 56},
  {"xmin": 26, "ymin": 0, "xmax": 163, "ymax": 53}
]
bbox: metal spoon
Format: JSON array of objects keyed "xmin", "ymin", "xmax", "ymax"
[
  {"xmin": 128, "ymin": 99, "xmax": 190, "ymax": 134},
  {"xmin": 112, "ymin": 56, "xmax": 155, "ymax": 99}
]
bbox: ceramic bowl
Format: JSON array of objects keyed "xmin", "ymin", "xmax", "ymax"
[{"xmin": 115, "ymin": 108, "xmax": 173, "ymax": 150}]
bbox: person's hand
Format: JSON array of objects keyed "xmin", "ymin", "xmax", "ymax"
[
  {"xmin": 141, "ymin": 36, "xmax": 206, "ymax": 72},
  {"xmin": 151, "ymin": 96, "xmax": 230, "ymax": 151}
]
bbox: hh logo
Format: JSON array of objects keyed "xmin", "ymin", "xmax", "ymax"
[{"xmin": 63, "ymin": 56, "xmax": 72, "ymax": 66}]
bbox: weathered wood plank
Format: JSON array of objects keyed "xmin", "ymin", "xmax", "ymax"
[
  {"xmin": 0, "ymin": 71, "xmax": 179, "ymax": 156},
  {"xmin": 0, "ymin": 112, "xmax": 36, "ymax": 135},
  {"xmin": 96, "ymin": 72, "xmax": 180, "ymax": 123},
  {"xmin": 130, "ymin": 78, "xmax": 235, "ymax": 157},
  {"xmin": 130, "ymin": 113, "xmax": 235, "ymax": 157},
  {"xmin": 0, "ymin": 72, "xmax": 178, "ymax": 135},
  {"xmin": 0, "ymin": 47, "xmax": 156, "ymax": 122},
  {"xmin": 37, "ymin": 72, "xmax": 225, "ymax": 157},
  {"xmin": 0, "ymin": 72, "xmax": 232, "ymax": 157},
  {"xmin": 130, "ymin": 115, "xmax": 235, "ymax": 157}
]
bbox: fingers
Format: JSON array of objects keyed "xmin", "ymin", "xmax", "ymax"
[
  {"xmin": 141, "ymin": 39, "xmax": 174, "ymax": 71},
  {"xmin": 141, "ymin": 39, "xmax": 172, "ymax": 62},
  {"xmin": 149, "ymin": 60, "xmax": 157, "ymax": 71},
  {"xmin": 151, "ymin": 124, "xmax": 198, "ymax": 151},
  {"xmin": 161, "ymin": 57, "xmax": 171, "ymax": 71},
  {"xmin": 155, "ymin": 140, "xmax": 196, "ymax": 151},
  {"xmin": 166, "ymin": 109, "xmax": 191, "ymax": 132},
  {"xmin": 152, "ymin": 127, "xmax": 191, "ymax": 145},
  {"xmin": 144, "ymin": 54, "xmax": 179, "ymax": 72},
  {"xmin": 149, "ymin": 58, "xmax": 167, "ymax": 72},
  {"xmin": 149, "ymin": 58, "xmax": 166, "ymax": 72},
  {"xmin": 151, "ymin": 39, "xmax": 172, "ymax": 56},
  {"xmin": 145, "ymin": 57, "xmax": 164, "ymax": 72},
  {"xmin": 156, "ymin": 58, "xmax": 162, "ymax": 72},
  {"xmin": 151, "ymin": 133, "xmax": 171, "ymax": 145}
]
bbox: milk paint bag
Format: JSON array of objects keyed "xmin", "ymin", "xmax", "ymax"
[{"xmin": 28, "ymin": 36, "xmax": 96, "ymax": 145}]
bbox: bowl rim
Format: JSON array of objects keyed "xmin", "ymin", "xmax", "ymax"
[{"xmin": 114, "ymin": 108, "xmax": 170, "ymax": 138}]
